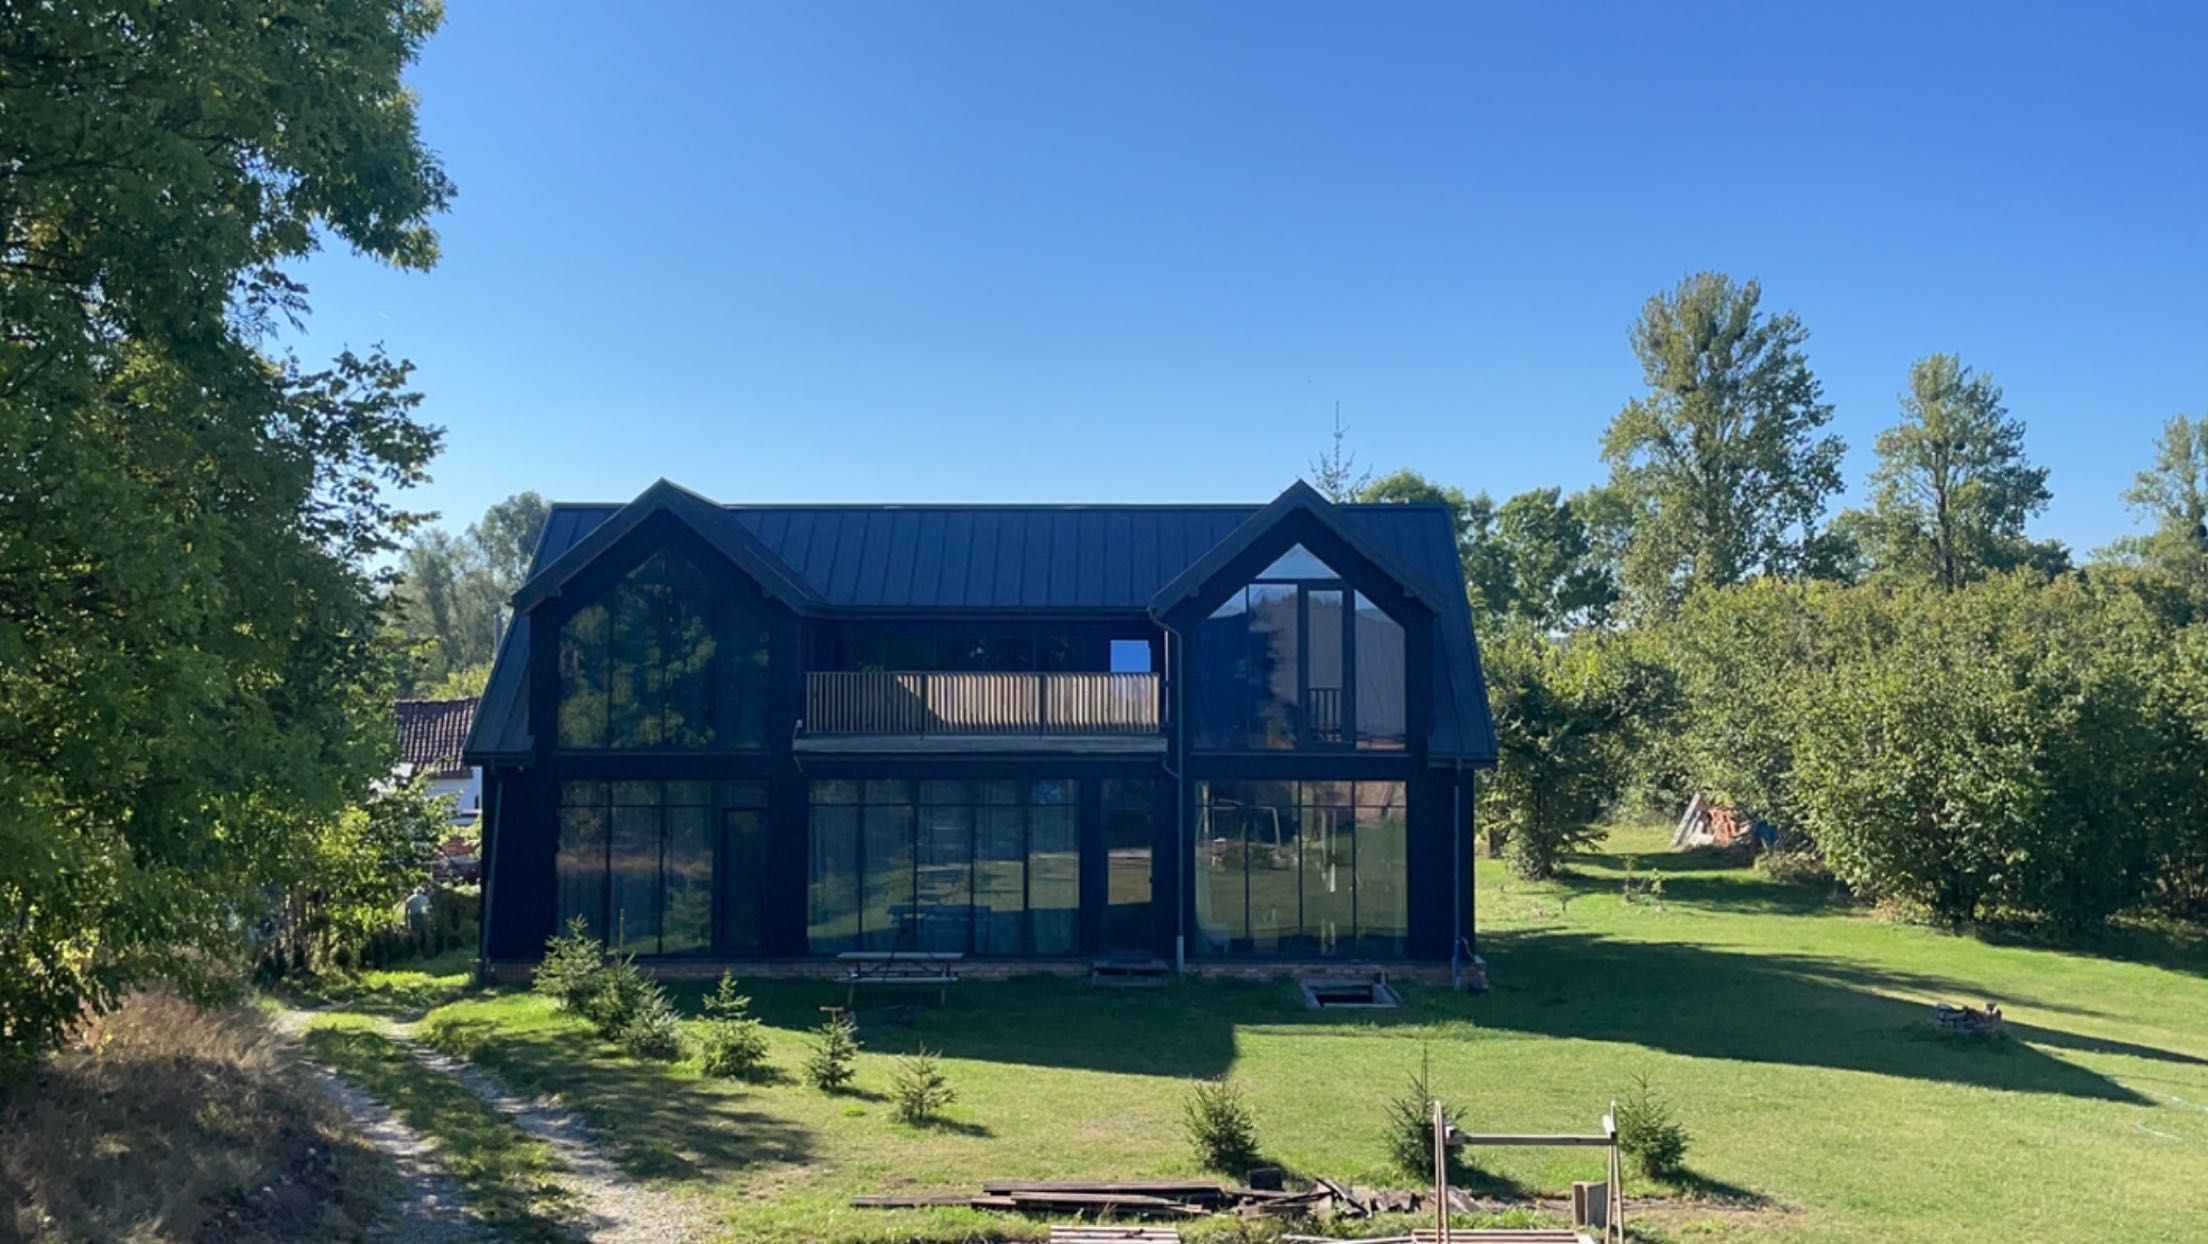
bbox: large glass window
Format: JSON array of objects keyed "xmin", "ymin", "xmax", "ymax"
[
  {"xmin": 555, "ymin": 546, "xmax": 772, "ymax": 750},
  {"xmin": 1102, "ymin": 779, "xmax": 1156, "ymax": 953},
  {"xmin": 1194, "ymin": 779, "xmax": 1408, "ymax": 957},
  {"xmin": 555, "ymin": 780, "xmax": 727, "ymax": 955},
  {"xmin": 806, "ymin": 779, "xmax": 1083, "ymax": 954},
  {"xmin": 1192, "ymin": 544, "xmax": 1407, "ymax": 751}
]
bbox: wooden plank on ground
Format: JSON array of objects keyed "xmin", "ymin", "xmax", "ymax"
[{"xmin": 1047, "ymin": 1228, "xmax": 1184, "ymax": 1243}]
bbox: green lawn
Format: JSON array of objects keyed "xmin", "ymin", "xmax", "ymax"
[{"xmin": 397, "ymin": 826, "xmax": 2206, "ymax": 1243}]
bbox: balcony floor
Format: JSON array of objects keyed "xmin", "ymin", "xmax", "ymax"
[{"xmin": 792, "ymin": 732, "xmax": 1167, "ymax": 755}]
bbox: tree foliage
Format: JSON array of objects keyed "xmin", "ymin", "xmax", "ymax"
[
  {"xmin": 391, "ymin": 491, "xmax": 548, "ymax": 692},
  {"xmin": 1480, "ymin": 624, "xmax": 1675, "ymax": 878},
  {"xmin": 0, "ymin": 0, "xmax": 450, "ymax": 1072},
  {"xmin": 1601, "ymin": 273, "xmax": 1845, "ymax": 611},
  {"xmin": 1843, "ymin": 354, "xmax": 2061, "ymax": 588}
]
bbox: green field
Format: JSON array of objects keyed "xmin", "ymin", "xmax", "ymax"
[{"xmin": 375, "ymin": 825, "xmax": 2205, "ymax": 1242}]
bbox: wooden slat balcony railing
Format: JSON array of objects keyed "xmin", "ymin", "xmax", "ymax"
[{"xmin": 804, "ymin": 671, "xmax": 1161, "ymax": 737}]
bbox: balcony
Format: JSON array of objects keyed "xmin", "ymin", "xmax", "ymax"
[{"xmin": 799, "ymin": 671, "xmax": 1164, "ymax": 754}]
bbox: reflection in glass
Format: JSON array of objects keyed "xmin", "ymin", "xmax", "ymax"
[
  {"xmin": 1102, "ymin": 779, "xmax": 1155, "ymax": 953},
  {"xmin": 610, "ymin": 802, "xmax": 660, "ymax": 952},
  {"xmin": 808, "ymin": 804, "xmax": 861, "ymax": 952},
  {"xmin": 556, "ymin": 799, "xmax": 607, "ymax": 936},
  {"xmin": 555, "ymin": 546, "xmax": 772, "ymax": 750},
  {"xmin": 1195, "ymin": 780, "xmax": 1410, "ymax": 957},
  {"xmin": 1355, "ymin": 593, "xmax": 1407, "ymax": 749},
  {"xmin": 660, "ymin": 803, "xmax": 712, "ymax": 954},
  {"xmin": 806, "ymin": 779, "xmax": 1083, "ymax": 956}
]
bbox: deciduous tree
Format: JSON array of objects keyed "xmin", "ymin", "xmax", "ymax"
[
  {"xmin": 0, "ymin": 0, "xmax": 450, "ymax": 1071},
  {"xmin": 1843, "ymin": 355, "xmax": 2060, "ymax": 588},
  {"xmin": 1601, "ymin": 273, "xmax": 1845, "ymax": 611}
]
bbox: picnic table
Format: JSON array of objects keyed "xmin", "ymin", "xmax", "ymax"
[{"xmin": 838, "ymin": 949, "xmax": 963, "ymax": 1005}]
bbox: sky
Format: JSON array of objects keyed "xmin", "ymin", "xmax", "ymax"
[{"xmin": 292, "ymin": 1, "xmax": 2208, "ymax": 556}]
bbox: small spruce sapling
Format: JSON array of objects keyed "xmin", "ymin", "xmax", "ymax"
[
  {"xmin": 803, "ymin": 1011, "xmax": 861, "ymax": 1093},
  {"xmin": 889, "ymin": 1047, "xmax": 957, "ymax": 1125},
  {"xmin": 697, "ymin": 972, "xmax": 772, "ymax": 1079}
]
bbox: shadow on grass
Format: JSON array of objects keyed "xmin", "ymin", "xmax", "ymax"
[
  {"xmin": 424, "ymin": 1013, "xmax": 815, "ymax": 1183},
  {"xmin": 1660, "ymin": 1167, "xmax": 1769, "ymax": 1207},
  {"xmin": 652, "ymin": 936, "xmax": 2170, "ymax": 1105},
  {"xmin": 1978, "ymin": 920, "xmax": 2208, "ymax": 982},
  {"xmin": 901, "ymin": 1115, "xmax": 993, "ymax": 1138},
  {"xmin": 1471, "ymin": 931, "xmax": 2154, "ymax": 1105}
]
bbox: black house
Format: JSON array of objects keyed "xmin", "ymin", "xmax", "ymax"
[{"xmin": 464, "ymin": 479, "xmax": 1495, "ymax": 972}]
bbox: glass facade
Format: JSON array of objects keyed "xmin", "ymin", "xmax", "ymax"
[
  {"xmin": 1192, "ymin": 544, "xmax": 1407, "ymax": 751},
  {"xmin": 1193, "ymin": 780, "xmax": 1408, "ymax": 957},
  {"xmin": 807, "ymin": 779, "xmax": 1081, "ymax": 955},
  {"xmin": 556, "ymin": 546, "xmax": 772, "ymax": 749},
  {"xmin": 554, "ymin": 780, "xmax": 762, "ymax": 955}
]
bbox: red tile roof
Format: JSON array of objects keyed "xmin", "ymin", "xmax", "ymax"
[{"xmin": 396, "ymin": 698, "xmax": 479, "ymax": 771}]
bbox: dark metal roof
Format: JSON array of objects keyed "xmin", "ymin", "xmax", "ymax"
[{"xmin": 467, "ymin": 486, "xmax": 1495, "ymax": 764}]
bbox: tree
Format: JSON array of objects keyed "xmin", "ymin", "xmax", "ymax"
[
  {"xmin": 2116, "ymin": 414, "xmax": 2208, "ymax": 586},
  {"xmin": 1493, "ymin": 488, "xmax": 1618, "ymax": 630},
  {"xmin": 391, "ymin": 491, "xmax": 549, "ymax": 691},
  {"xmin": 1309, "ymin": 406, "xmax": 1372, "ymax": 502},
  {"xmin": 0, "ymin": 0, "xmax": 449, "ymax": 1071},
  {"xmin": 468, "ymin": 491, "xmax": 551, "ymax": 593},
  {"xmin": 1601, "ymin": 273, "xmax": 1845, "ymax": 611},
  {"xmin": 1846, "ymin": 355, "xmax": 2058, "ymax": 588},
  {"xmin": 1479, "ymin": 625, "xmax": 1675, "ymax": 878}
]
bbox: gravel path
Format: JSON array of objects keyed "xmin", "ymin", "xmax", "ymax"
[
  {"xmin": 390, "ymin": 1019, "xmax": 713, "ymax": 1244},
  {"xmin": 291, "ymin": 1054, "xmax": 492, "ymax": 1243},
  {"xmin": 278, "ymin": 1006, "xmax": 711, "ymax": 1243}
]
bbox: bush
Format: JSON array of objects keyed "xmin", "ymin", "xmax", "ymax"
[
  {"xmin": 1182, "ymin": 1077, "xmax": 1261, "ymax": 1173},
  {"xmin": 535, "ymin": 916, "xmax": 606, "ymax": 1014},
  {"xmin": 697, "ymin": 972, "xmax": 772, "ymax": 1079},
  {"xmin": 1616, "ymin": 1073, "xmax": 1689, "ymax": 1179},
  {"xmin": 615, "ymin": 986, "xmax": 685, "ymax": 1062},
  {"xmin": 1382, "ymin": 1046, "xmax": 1452, "ymax": 1178},
  {"xmin": 889, "ymin": 1047, "xmax": 956, "ymax": 1125},
  {"xmin": 804, "ymin": 1012, "xmax": 861, "ymax": 1092},
  {"xmin": 577, "ymin": 953, "xmax": 657, "ymax": 1039},
  {"xmin": 1753, "ymin": 848, "xmax": 1831, "ymax": 885}
]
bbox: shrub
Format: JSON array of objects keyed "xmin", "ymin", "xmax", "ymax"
[
  {"xmin": 1616, "ymin": 1073, "xmax": 1689, "ymax": 1179},
  {"xmin": 1382, "ymin": 1046, "xmax": 1452, "ymax": 1178},
  {"xmin": 804, "ymin": 1012, "xmax": 861, "ymax": 1092},
  {"xmin": 577, "ymin": 953, "xmax": 655, "ymax": 1038},
  {"xmin": 535, "ymin": 917, "xmax": 606, "ymax": 1014},
  {"xmin": 697, "ymin": 972, "xmax": 772, "ymax": 1079},
  {"xmin": 1753, "ymin": 848, "xmax": 1831, "ymax": 885},
  {"xmin": 889, "ymin": 1048, "xmax": 956, "ymax": 1125},
  {"xmin": 616, "ymin": 986, "xmax": 685, "ymax": 1062},
  {"xmin": 1182, "ymin": 1077, "xmax": 1261, "ymax": 1173}
]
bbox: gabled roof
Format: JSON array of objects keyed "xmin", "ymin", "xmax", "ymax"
[
  {"xmin": 397, "ymin": 697, "xmax": 478, "ymax": 771},
  {"xmin": 511, "ymin": 479, "xmax": 822, "ymax": 614},
  {"xmin": 1146, "ymin": 480, "xmax": 1449, "ymax": 619},
  {"xmin": 468, "ymin": 481, "xmax": 1496, "ymax": 764}
]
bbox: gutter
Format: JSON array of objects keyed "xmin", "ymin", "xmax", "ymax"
[{"xmin": 1155, "ymin": 614, "xmax": 1189, "ymax": 975}]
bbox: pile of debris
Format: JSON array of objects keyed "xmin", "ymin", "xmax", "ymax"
[{"xmin": 851, "ymin": 1178, "xmax": 1499, "ymax": 1223}]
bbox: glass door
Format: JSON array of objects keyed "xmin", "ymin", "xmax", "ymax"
[
  {"xmin": 1103, "ymin": 780, "xmax": 1155, "ymax": 955},
  {"xmin": 719, "ymin": 801, "xmax": 767, "ymax": 954}
]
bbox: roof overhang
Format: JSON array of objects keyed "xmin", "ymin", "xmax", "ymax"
[
  {"xmin": 510, "ymin": 479, "xmax": 822, "ymax": 616},
  {"xmin": 1147, "ymin": 480, "xmax": 1449, "ymax": 622}
]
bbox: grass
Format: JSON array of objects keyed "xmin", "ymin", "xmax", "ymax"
[
  {"xmin": 271, "ymin": 946, "xmax": 478, "ymax": 1017},
  {"xmin": 386, "ymin": 824, "xmax": 2208, "ymax": 1243},
  {"xmin": 0, "ymin": 991, "xmax": 399, "ymax": 1242},
  {"xmin": 301, "ymin": 1014, "xmax": 581, "ymax": 1241}
]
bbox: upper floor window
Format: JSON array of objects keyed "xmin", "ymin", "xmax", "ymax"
[
  {"xmin": 556, "ymin": 547, "xmax": 771, "ymax": 749},
  {"xmin": 1193, "ymin": 543, "xmax": 1406, "ymax": 751}
]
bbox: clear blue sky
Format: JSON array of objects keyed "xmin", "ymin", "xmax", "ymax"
[{"xmin": 294, "ymin": 1, "xmax": 2208, "ymax": 556}]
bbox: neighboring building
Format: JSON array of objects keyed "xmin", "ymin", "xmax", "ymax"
[
  {"xmin": 464, "ymin": 480, "xmax": 1495, "ymax": 970},
  {"xmin": 397, "ymin": 695, "xmax": 484, "ymax": 831}
]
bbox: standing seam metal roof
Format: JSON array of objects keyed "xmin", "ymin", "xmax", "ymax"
[{"xmin": 469, "ymin": 496, "xmax": 1494, "ymax": 764}]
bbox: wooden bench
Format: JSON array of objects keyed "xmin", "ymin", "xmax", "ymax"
[{"xmin": 838, "ymin": 950, "xmax": 962, "ymax": 1005}]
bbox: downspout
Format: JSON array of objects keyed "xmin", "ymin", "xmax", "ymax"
[
  {"xmin": 1156, "ymin": 614, "xmax": 1188, "ymax": 974},
  {"xmin": 1450, "ymin": 756, "xmax": 1464, "ymax": 990},
  {"xmin": 476, "ymin": 767, "xmax": 501, "ymax": 984}
]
